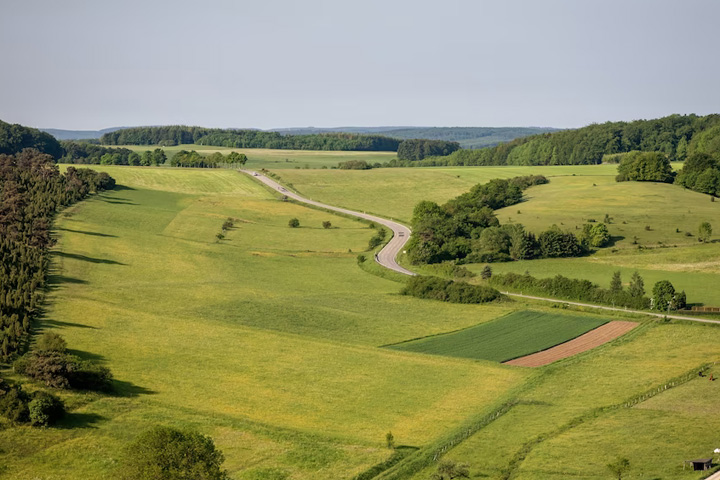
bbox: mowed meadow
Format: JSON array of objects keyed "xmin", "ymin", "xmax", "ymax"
[{"xmin": 1, "ymin": 163, "xmax": 719, "ymax": 480}]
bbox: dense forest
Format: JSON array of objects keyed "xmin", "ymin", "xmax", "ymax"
[
  {"xmin": 396, "ymin": 139, "xmax": 460, "ymax": 161},
  {"xmin": 0, "ymin": 120, "xmax": 63, "ymax": 158},
  {"xmin": 100, "ymin": 126, "xmax": 401, "ymax": 151},
  {"xmin": 382, "ymin": 126, "xmax": 559, "ymax": 148},
  {"xmin": 406, "ymin": 176, "xmax": 607, "ymax": 265},
  {"xmin": 394, "ymin": 114, "xmax": 720, "ymax": 167},
  {"xmin": 0, "ymin": 149, "xmax": 115, "ymax": 360}
]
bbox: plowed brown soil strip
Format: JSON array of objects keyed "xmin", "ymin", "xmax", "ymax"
[{"xmin": 504, "ymin": 321, "xmax": 638, "ymax": 367}]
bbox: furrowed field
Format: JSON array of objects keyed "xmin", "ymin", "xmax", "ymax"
[{"xmin": 1, "ymin": 163, "xmax": 718, "ymax": 480}]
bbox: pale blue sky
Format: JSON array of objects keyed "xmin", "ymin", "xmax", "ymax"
[{"xmin": 1, "ymin": 0, "xmax": 719, "ymax": 130}]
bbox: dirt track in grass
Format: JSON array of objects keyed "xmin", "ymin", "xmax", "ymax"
[{"xmin": 504, "ymin": 321, "xmax": 638, "ymax": 367}]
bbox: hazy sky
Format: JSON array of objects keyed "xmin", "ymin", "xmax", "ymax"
[{"xmin": 1, "ymin": 0, "xmax": 719, "ymax": 130}]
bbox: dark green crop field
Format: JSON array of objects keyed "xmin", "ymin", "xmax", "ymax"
[{"xmin": 387, "ymin": 311, "xmax": 608, "ymax": 362}]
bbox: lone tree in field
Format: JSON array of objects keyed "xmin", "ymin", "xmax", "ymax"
[
  {"xmin": 322, "ymin": 221, "xmax": 332, "ymax": 229},
  {"xmin": 431, "ymin": 459, "xmax": 470, "ymax": 480},
  {"xmin": 606, "ymin": 457, "xmax": 630, "ymax": 480},
  {"xmin": 385, "ymin": 431, "xmax": 395, "ymax": 449},
  {"xmin": 628, "ymin": 271, "xmax": 645, "ymax": 298},
  {"xmin": 609, "ymin": 271, "xmax": 622, "ymax": 293},
  {"xmin": 652, "ymin": 280, "xmax": 676, "ymax": 311},
  {"xmin": 122, "ymin": 426, "xmax": 229, "ymax": 480},
  {"xmin": 288, "ymin": 218, "xmax": 300, "ymax": 228},
  {"xmin": 480, "ymin": 265, "xmax": 492, "ymax": 280},
  {"xmin": 698, "ymin": 221, "xmax": 712, "ymax": 242}
]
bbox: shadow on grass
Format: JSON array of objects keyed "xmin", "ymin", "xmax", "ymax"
[
  {"xmin": 66, "ymin": 349, "xmax": 106, "ymax": 362},
  {"xmin": 41, "ymin": 319, "xmax": 98, "ymax": 330},
  {"xmin": 53, "ymin": 251, "xmax": 126, "ymax": 266},
  {"xmin": 606, "ymin": 235, "xmax": 625, "ymax": 247},
  {"xmin": 101, "ymin": 198, "xmax": 137, "ymax": 205},
  {"xmin": 57, "ymin": 412, "xmax": 106, "ymax": 430},
  {"xmin": 111, "ymin": 379, "xmax": 157, "ymax": 398},
  {"xmin": 111, "ymin": 184, "xmax": 135, "ymax": 191},
  {"xmin": 47, "ymin": 274, "xmax": 89, "ymax": 289},
  {"xmin": 56, "ymin": 227, "xmax": 117, "ymax": 238}
]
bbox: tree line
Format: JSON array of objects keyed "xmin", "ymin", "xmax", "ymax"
[
  {"xmin": 406, "ymin": 175, "xmax": 609, "ymax": 265},
  {"xmin": 169, "ymin": 150, "xmax": 247, "ymax": 168},
  {"xmin": 0, "ymin": 119, "xmax": 63, "ymax": 158},
  {"xmin": 613, "ymin": 148, "xmax": 720, "ymax": 196},
  {"xmin": 488, "ymin": 271, "xmax": 687, "ymax": 312},
  {"xmin": 0, "ymin": 149, "xmax": 115, "ymax": 360},
  {"xmin": 396, "ymin": 139, "xmax": 460, "ymax": 161},
  {"xmin": 390, "ymin": 114, "xmax": 720, "ymax": 167},
  {"xmin": 100, "ymin": 126, "xmax": 402, "ymax": 151}
]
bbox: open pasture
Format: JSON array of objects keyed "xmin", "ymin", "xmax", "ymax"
[
  {"xmin": 387, "ymin": 310, "xmax": 608, "ymax": 362},
  {"xmin": 111, "ymin": 144, "xmax": 397, "ymax": 170},
  {"xmin": 0, "ymin": 166, "xmax": 529, "ymax": 479},
  {"xmin": 273, "ymin": 164, "xmax": 623, "ymax": 222},
  {"xmin": 407, "ymin": 323, "xmax": 720, "ymax": 480}
]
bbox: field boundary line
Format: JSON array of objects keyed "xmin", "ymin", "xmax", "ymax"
[{"xmin": 500, "ymin": 362, "xmax": 715, "ymax": 480}]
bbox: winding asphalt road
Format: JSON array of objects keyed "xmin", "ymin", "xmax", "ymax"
[
  {"xmin": 241, "ymin": 170, "xmax": 415, "ymax": 276},
  {"xmin": 242, "ymin": 169, "xmax": 720, "ymax": 326}
]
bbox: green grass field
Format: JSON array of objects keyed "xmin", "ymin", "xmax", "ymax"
[
  {"xmin": 0, "ymin": 166, "xmax": 528, "ymax": 479},
  {"xmin": 407, "ymin": 323, "xmax": 720, "ymax": 480},
  {"xmin": 273, "ymin": 164, "xmax": 625, "ymax": 223},
  {"xmin": 111, "ymin": 144, "xmax": 397, "ymax": 170},
  {"xmin": 3, "ymin": 164, "xmax": 720, "ymax": 480},
  {"xmin": 387, "ymin": 311, "xmax": 607, "ymax": 362}
]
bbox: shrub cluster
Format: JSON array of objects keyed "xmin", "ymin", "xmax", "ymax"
[
  {"xmin": 170, "ymin": 150, "xmax": 246, "ymax": 168},
  {"xmin": 0, "ymin": 380, "xmax": 65, "ymax": 427},
  {"xmin": 615, "ymin": 151, "xmax": 675, "ymax": 183},
  {"xmin": 368, "ymin": 228, "xmax": 387, "ymax": 250},
  {"xmin": 121, "ymin": 426, "xmax": 230, "ymax": 480},
  {"xmin": 675, "ymin": 152, "xmax": 720, "ymax": 196},
  {"xmin": 14, "ymin": 332, "xmax": 113, "ymax": 392},
  {"xmin": 401, "ymin": 276, "xmax": 502, "ymax": 304},
  {"xmin": 14, "ymin": 351, "xmax": 113, "ymax": 391}
]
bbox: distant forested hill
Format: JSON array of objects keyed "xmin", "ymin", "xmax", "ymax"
[
  {"xmin": 272, "ymin": 126, "xmax": 557, "ymax": 149},
  {"xmin": 402, "ymin": 114, "xmax": 720, "ymax": 167},
  {"xmin": 380, "ymin": 127, "xmax": 559, "ymax": 148},
  {"xmin": 100, "ymin": 126, "xmax": 402, "ymax": 151},
  {"xmin": 40, "ymin": 127, "xmax": 125, "ymax": 141},
  {"xmin": 0, "ymin": 120, "xmax": 63, "ymax": 157}
]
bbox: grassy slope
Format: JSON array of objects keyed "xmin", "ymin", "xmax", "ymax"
[
  {"xmin": 274, "ymin": 165, "xmax": 622, "ymax": 223},
  {"xmin": 0, "ymin": 167, "xmax": 527, "ymax": 479},
  {"xmin": 112, "ymin": 144, "xmax": 397, "ymax": 170},
  {"xmin": 276, "ymin": 164, "xmax": 720, "ymax": 306},
  {"xmin": 409, "ymin": 323, "xmax": 720, "ymax": 480},
  {"xmin": 387, "ymin": 311, "xmax": 607, "ymax": 362}
]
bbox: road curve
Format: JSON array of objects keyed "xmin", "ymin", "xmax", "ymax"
[
  {"xmin": 241, "ymin": 170, "xmax": 415, "ymax": 276},
  {"xmin": 242, "ymin": 170, "xmax": 720, "ymax": 326}
]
